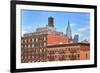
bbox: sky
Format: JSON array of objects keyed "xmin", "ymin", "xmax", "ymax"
[{"xmin": 21, "ymin": 9, "xmax": 90, "ymax": 42}]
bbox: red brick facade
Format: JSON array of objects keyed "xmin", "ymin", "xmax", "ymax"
[
  {"xmin": 21, "ymin": 34, "xmax": 90, "ymax": 63},
  {"xmin": 47, "ymin": 34, "xmax": 69, "ymax": 46},
  {"xmin": 46, "ymin": 43, "xmax": 90, "ymax": 61}
]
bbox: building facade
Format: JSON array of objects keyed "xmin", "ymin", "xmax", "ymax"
[
  {"xmin": 21, "ymin": 34, "xmax": 47, "ymax": 63},
  {"xmin": 21, "ymin": 33, "xmax": 90, "ymax": 63},
  {"xmin": 46, "ymin": 43, "xmax": 90, "ymax": 61},
  {"xmin": 21, "ymin": 33, "xmax": 70, "ymax": 63}
]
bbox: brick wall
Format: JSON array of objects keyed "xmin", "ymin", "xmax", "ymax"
[{"xmin": 47, "ymin": 34, "xmax": 69, "ymax": 46}]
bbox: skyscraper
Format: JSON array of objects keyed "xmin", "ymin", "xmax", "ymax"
[
  {"xmin": 66, "ymin": 20, "xmax": 72, "ymax": 39},
  {"xmin": 73, "ymin": 34, "xmax": 79, "ymax": 43}
]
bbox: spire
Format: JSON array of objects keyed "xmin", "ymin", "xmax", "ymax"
[{"xmin": 66, "ymin": 20, "xmax": 72, "ymax": 39}]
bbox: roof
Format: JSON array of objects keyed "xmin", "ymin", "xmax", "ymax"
[{"xmin": 46, "ymin": 43, "xmax": 90, "ymax": 48}]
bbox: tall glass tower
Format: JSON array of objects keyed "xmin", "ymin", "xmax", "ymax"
[{"xmin": 73, "ymin": 34, "xmax": 79, "ymax": 43}]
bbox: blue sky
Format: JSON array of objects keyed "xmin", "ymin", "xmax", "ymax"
[{"xmin": 21, "ymin": 10, "xmax": 90, "ymax": 42}]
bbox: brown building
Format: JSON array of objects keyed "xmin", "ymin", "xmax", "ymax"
[
  {"xmin": 46, "ymin": 43, "xmax": 90, "ymax": 61},
  {"xmin": 21, "ymin": 33, "xmax": 70, "ymax": 63},
  {"xmin": 21, "ymin": 16, "xmax": 90, "ymax": 63},
  {"xmin": 21, "ymin": 34, "xmax": 47, "ymax": 63},
  {"xmin": 21, "ymin": 33, "xmax": 90, "ymax": 63}
]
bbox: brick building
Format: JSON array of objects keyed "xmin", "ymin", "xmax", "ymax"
[
  {"xmin": 21, "ymin": 33, "xmax": 90, "ymax": 63},
  {"xmin": 21, "ymin": 34, "xmax": 47, "ymax": 63},
  {"xmin": 46, "ymin": 43, "xmax": 90, "ymax": 61},
  {"xmin": 21, "ymin": 33, "xmax": 70, "ymax": 63},
  {"xmin": 21, "ymin": 16, "xmax": 90, "ymax": 63}
]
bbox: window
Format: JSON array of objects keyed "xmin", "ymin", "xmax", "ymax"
[
  {"xmin": 32, "ymin": 44, "xmax": 34, "ymax": 48},
  {"xmin": 25, "ymin": 39, "xmax": 27, "ymax": 43},
  {"xmin": 25, "ymin": 45, "xmax": 27, "ymax": 48},
  {"xmin": 44, "ymin": 49, "xmax": 46, "ymax": 52},
  {"xmin": 32, "ymin": 38, "xmax": 34, "ymax": 42},
  {"xmin": 36, "ymin": 38, "xmax": 38, "ymax": 42},
  {"xmin": 68, "ymin": 48, "xmax": 70, "ymax": 51},
  {"xmin": 40, "ymin": 49, "xmax": 43, "ymax": 61},
  {"xmin": 36, "ymin": 44, "xmax": 38, "ymax": 48},
  {"xmin": 40, "ymin": 48, "xmax": 42, "ymax": 53},
  {"xmin": 77, "ymin": 54, "xmax": 80, "ymax": 58},
  {"xmin": 28, "ymin": 39, "xmax": 30, "ymax": 43},
  {"xmin": 28, "ymin": 44, "xmax": 30, "ymax": 48},
  {"xmin": 66, "ymin": 48, "xmax": 68, "ymax": 51},
  {"xmin": 44, "ymin": 37, "xmax": 46, "ymax": 40},
  {"xmin": 44, "ymin": 42, "xmax": 46, "ymax": 46},
  {"xmin": 25, "ymin": 56, "xmax": 27, "ymax": 59},
  {"xmin": 40, "ymin": 43, "xmax": 42, "ymax": 47},
  {"xmin": 32, "ymin": 56, "xmax": 34, "ymax": 58}
]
